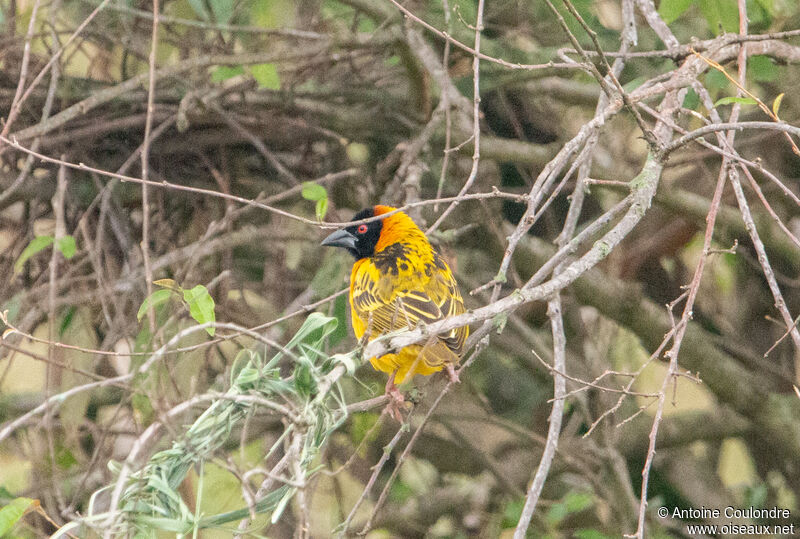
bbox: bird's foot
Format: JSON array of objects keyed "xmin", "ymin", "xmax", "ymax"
[
  {"xmin": 383, "ymin": 372, "xmax": 408, "ymax": 422},
  {"xmin": 445, "ymin": 363, "xmax": 460, "ymax": 384},
  {"xmin": 383, "ymin": 384, "xmax": 407, "ymax": 422}
]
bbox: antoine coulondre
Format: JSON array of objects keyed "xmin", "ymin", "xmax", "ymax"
[{"xmin": 670, "ymin": 506, "xmax": 791, "ymax": 520}]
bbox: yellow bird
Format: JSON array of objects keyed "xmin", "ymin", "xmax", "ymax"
[{"xmin": 322, "ymin": 205, "xmax": 469, "ymax": 416}]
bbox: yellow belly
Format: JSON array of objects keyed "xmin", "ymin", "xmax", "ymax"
[{"xmin": 369, "ymin": 345, "xmax": 441, "ymax": 384}]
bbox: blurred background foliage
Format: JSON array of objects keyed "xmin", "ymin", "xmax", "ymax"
[{"xmin": 1, "ymin": 0, "xmax": 800, "ymax": 536}]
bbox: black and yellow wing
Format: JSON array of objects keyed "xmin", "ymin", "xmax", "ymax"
[{"xmin": 349, "ymin": 252, "xmax": 468, "ymax": 358}]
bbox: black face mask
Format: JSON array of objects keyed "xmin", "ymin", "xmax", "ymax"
[{"xmin": 321, "ymin": 208, "xmax": 383, "ymax": 259}]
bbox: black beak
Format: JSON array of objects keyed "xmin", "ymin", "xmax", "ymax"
[{"xmin": 321, "ymin": 228, "xmax": 357, "ymax": 250}]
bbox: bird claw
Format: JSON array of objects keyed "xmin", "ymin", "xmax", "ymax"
[
  {"xmin": 383, "ymin": 371, "xmax": 408, "ymax": 422},
  {"xmin": 383, "ymin": 385, "xmax": 407, "ymax": 422},
  {"xmin": 445, "ymin": 363, "xmax": 460, "ymax": 384}
]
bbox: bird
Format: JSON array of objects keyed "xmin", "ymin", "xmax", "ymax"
[{"xmin": 321, "ymin": 205, "xmax": 469, "ymax": 419}]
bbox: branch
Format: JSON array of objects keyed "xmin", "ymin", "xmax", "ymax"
[
  {"xmin": 519, "ymin": 236, "xmax": 800, "ymax": 463},
  {"xmin": 664, "ymin": 121, "xmax": 800, "ymax": 156},
  {"xmin": 7, "ymin": 50, "xmax": 326, "ymax": 143},
  {"xmin": 365, "ymin": 153, "xmax": 663, "ymax": 360},
  {"xmin": 513, "ymin": 296, "xmax": 566, "ymax": 538}
]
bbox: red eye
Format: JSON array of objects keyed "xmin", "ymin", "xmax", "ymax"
[{"xmin": 357, "ymin": 224, "xmax": 368, "ymax": 234}]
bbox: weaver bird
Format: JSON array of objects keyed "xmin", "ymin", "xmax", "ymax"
[{"xmin": 321, "ymin": 205, "xmax": 468, "ymax": 418}]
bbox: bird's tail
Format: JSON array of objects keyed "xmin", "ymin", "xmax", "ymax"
[{"xmin": 419, "ymin": 338, "xmax": 460, "ymax": 368}]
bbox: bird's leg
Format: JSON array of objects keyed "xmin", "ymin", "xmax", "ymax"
[
  {"xmin": 445, "ymin": 363, "xmax": 460, "ymax": 384},
  {"xmin": 383, "ymin": 370, "xmax": 406, "ymax": 422}
]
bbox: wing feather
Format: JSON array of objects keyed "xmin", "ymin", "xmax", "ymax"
[{"xmin": 350, "ymin": 255, "xmax": 467, "ymax": 356}]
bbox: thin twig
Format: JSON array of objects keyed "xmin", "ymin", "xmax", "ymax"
[
  {"xmin": 383, "ymin": 0, "xmax": 584, "ymax": 72},
  {"xmin": 513, "ymin": 295, "xmax": 566, "ymax": 538},
  {"xmin": 629, "ymin": 4, "xmax": 734, "ymax": 536},
  {"xmin": 0, "ymin": 0, "xmax": 42, "ymax": 140},
  {"xmin": 139, "ymin": 0, "xmax": 160, "ymax": 342},
  {"xmin": 358, "ymin": 344, "xmax": 486, "ymax": 535},
  {"xmin": 337, "ymin": 420, "xmax": 406, "ymax": 536},
  {"xmin": 427, "ymin": 0, "xmax": 484, "ymax": 233}
]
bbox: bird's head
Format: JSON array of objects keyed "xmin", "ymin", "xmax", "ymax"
[{"xmin": 321, "ymin": 206, "xmax": 391, "ymax": 259}]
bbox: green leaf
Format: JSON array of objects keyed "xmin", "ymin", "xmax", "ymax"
[
  {"xmin": 14, "ymin": 236, "xmax": 54, "ymax": 273},
  {"xmin": 59, "ymin": 306, "xmax": 76, "ymax": 337},
  {"xmin": 351, "ymin": 412, "xmax": 379, "ymax": 445},
  {"xmin": 130, "ymin": 515, "xmax": 191, "ymax": 533},
  {"xmin": 748, "ymin": 0, "xmax": 772, "ymax": 29},
  {"xmin": 546, "ymin": 491, "xmax": 594, "ymax": 526},
  {"xmin": 749, "ymin": 55, "xmax": 777, "ymax": 82},
  {"xmin": 658, "ymin": 0, "xmax": 693, "ymax": 23},
  {"xmin": 250, "ymin": 63, "xmax": 281, "ymax": 89},
  {"xmin": 714, "ymin": 96, "xmax": 758, "ymax": 107},
  {"xmin": 133, "ymin": 324, "xmax": 152, "ymax": 355},
  {"xmin": 272, "ymin": 312, "xmax": 338, "ymax": 364},
  {"xmin": 384, "ymin": 55, "xmax": 401, "ymax": 67},
  {"xmin": 197, "ymin": 486, "xmax": 290, "ymax": 528},
  {"xmin": 745, "ymin": 483, "xmax": 768, "ymax": 508},
  {"xmin": 714, "ymin": 249, "xmax": 737, "ymax": 294},
  {"xmin": 137, "ymin": 289, "xmax": 174, "ymax": 321},
  {"xmin": 55, "ymin": 446, "xmax": 77, "ymax": 470},
  {"xmin": 302, "ymin": 181, "xmax": 329, "ymax": 220},
  {"xmin": 211, "ymin": 65, "xmax": 245, "ymax": 82},
  {"xmin": 563, "ymin": 491, "xmax": 594, "ymax": 513},
  {"xmin": 301, "ymin": 182, "xmax": 327, "ymax": 201},
  {"xmin": 547, "ymin": 501, "xmax": 569, "ymax": 524},
  {"xmin": 0, "ymin": 486, "xmax": 15, "ymax": 503},
  {"xmin": 705, "ymin": 68, "xmax": 730, "ymax": 90},
  {"xmin": 132, "ymin": 393, "xmax": 154, "ymax": 424},
  {"xmin": 683, "ymin": 88, "xmax": 700, "ymax": 110},
  {"xmin": 330, "ymin": 351, "xmax": 359, "ymax": 374},
  {"xmin": 0, "ymin": 497, "xmax": 36, "ymax": 536},
  {"xmin": 621, "ymin": 76, "xmax": 646, "ymax": 93},
  {"xmin": 250, "ymin": 0, "xmax": 295, "ymax": 28},
  {"xmin": 315, "ymin": 198, "xmax": 328, "ymax": 221},
  {"xmin": 502, "ymin": 498, "xmax": 524, "ymax": 528},
  {"xmin": 329, "ymin": 293, "xmax": 348, "ymax": 346},
  {"xmin": 388, "ymin": 480, "xmax": 414, "ymax": 504},
  {"xmin": 183, "ymin": 285, "xmax": 216, "ymax": 336},
  {"xmin": 231, "ymin": 349, "xmax": 261, "ymax": 386},
  {"xmin": 1, "ymin": 295, "xmax": 21, "ymax": 328},
  {"xmin": 56, "ymin": 235, "xmax": 76, "ymax": 259},
  {"xmin": 187, "ymin": 0, "xmax": 210, "ymax": 20},
  {"xmin": 754, "ymin": 0, "xmax": 775, "ymax": 17},
  {"xmin": 209, "ymin": 0, "xmax": 233, "ymax": 23},
  {"xmin": 575, "ymin": 530, "xmax": 615, "ymax": 539},
  {"xmin": 357, "ymin": 16, "xmax": 375, "ymax": 32},
  {"xmin": 697, "ymin": 0, "xmax": 740, "ymax": 34},
  {"xmin": 271, "ymin": 486, "xmax": 296, "ymax": 524},
  {"xmin": 293, "ymin": 363, "xmax": 316, "ymax": 397}
]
